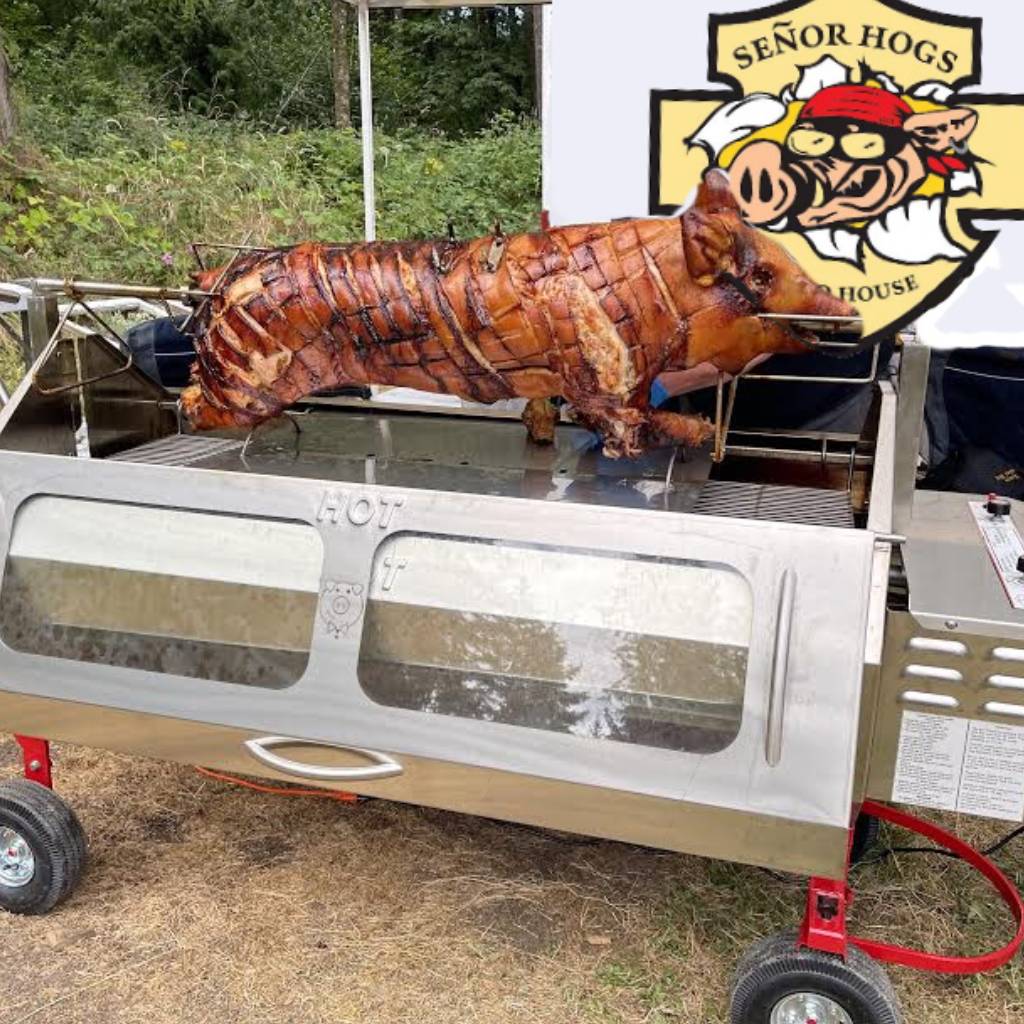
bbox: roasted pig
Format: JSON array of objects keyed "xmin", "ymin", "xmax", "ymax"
[{"xmin": 182, "ymin": 172, "xmax": 859, "ymax": 457}]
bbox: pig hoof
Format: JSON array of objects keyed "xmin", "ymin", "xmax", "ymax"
[{"xmin": 522, "ymin": 397, "xmax": 558, "ymax": 445}]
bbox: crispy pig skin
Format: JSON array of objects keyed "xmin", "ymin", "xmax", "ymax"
[{"xmin": 182, "ymin": 173, "xmax": 858, "ymax": 457}]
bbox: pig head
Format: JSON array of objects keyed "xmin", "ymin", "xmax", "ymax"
[
  {"xmin": 729, "ymin": 84, "xmax": 978, "ymax": 230},
  {"xmin": 671, "ymin": 171, "xmax": 859, "ymax": 376}
]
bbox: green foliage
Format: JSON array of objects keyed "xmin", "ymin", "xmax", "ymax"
[
  {"xmin": 0, "ymin": 2, "xmax": 541, "ymax": 295},
  {"xmin": 0, "ymin": 113, "xmax": 541, "ymax": 285},
  {"xmin": 1, "ymin": 2, "xmax": 537, "ymax": 134},
  {"xmin": 370, "ymin": 9, "xmax": 536, "ymax": 135}
]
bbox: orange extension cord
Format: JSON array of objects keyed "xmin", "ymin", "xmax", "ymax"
[{"xmin": 193, "ymin": 765, "xmax": 361, "ymax": 804}]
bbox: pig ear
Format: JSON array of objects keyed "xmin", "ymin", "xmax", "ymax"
[
  {"xmin": 693, "ymin": 169, "xmax": 742, "ymax": 214},
  {"xmin": 682, "ymin": 208, "xmax": 738, "ymax": 286},
  {"xmin": 905, "ymin": 107, "xmax": 978, "ymax": 153}
]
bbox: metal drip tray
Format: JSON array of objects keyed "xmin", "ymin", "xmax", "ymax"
[
  {"xmin": 693, "ymin": 481, "xmax": 855, "ymax": 529},
  {"xmin": 105, "ymin": 412, "xmax": 856, "ymax": 528}
]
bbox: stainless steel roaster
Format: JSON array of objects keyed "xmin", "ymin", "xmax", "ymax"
[{"xmin": 2, "ymin": 280, "xmax": 1022, "ymax": 1024}]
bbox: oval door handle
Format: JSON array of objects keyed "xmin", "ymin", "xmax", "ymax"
[{"xmin": 243, "ymin": 735, "xmax": 403, "ymax": 781}]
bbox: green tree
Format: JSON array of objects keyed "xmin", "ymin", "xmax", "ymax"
[
  {"xmin": 0, "ymin": 30, "xmax": 15, "ymax": 145},
  {"xmin": 331, "ymin": 0, "xmax": 352, "ymax": 129},
  {"xmin": 1, "ymin": 2, "xmax": 540, "ymax": 134},
  {"xmin": 369, "ymin": 7, "xmax": 536, "ymax": 135}
]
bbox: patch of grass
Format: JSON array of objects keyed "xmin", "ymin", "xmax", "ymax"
[{"xmin": 2, "ymin": 738, "xmax": 1023, "ymax": 1023}]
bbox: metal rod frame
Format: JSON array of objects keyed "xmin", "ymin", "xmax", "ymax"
[
  {"xmin": 801, "ymin": 801, "xmax": 1024, "ymax": 973},
  {"xmin": 30, "ymin": 298, "xmax": 135, "ymax": 396},
  {"xmin": 24, "ymin": 278, "xmax": 210, "ymax": 302}
]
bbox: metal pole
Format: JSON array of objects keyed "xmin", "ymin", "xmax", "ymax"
[
  {"xmin": 540, "ymin": 2, "xmax": 552, "ymax": 214},
  {"xmin": 23, "ymin": 292, "xmax": 59, "ymax": 361},
  {"xmin": 357, "ymin": 0, "xmax": 376, "ymax": 242},
  {"xmin": 892, "ymin": 330, "xmax": 931, "ymax": 534}
]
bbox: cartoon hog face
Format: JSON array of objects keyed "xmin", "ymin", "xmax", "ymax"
[
  {"xmin": 320, "ymin": 580, "xmax": 365, "ymax": 638},
  {"xmin": 729, "ymin": 84, "xmax": 978, "ymax": 229}
]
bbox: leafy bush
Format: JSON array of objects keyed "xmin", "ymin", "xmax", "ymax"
[
  {"xmin": 0, "ymin": 112, "xmax": 541, "ymax": 285},
  {"xmin": 2, "ymin": 2, "xmax": 537, "ymax": 134}
]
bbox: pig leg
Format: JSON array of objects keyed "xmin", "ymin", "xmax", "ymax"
[
  {"xmin": 522, "ymin": 397, "xmax": 558, "ymax": 444},
  {"xmin": 569, "ymin": 397, "xmax": 713, "ymax": 459}
]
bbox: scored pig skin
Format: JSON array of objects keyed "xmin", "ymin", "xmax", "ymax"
[{"xmin": 182, "ymin": 172, "xmax": 858, "ymax": 458}]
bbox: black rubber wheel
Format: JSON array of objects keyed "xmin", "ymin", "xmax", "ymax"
[
  {"xmin": 850, "ymin": 812, "xmax": 881, "ymax": 866},
  {"xmin": 730, "ymin": 931, "xmax": 902, "ymax": 1024},
  {"xmin": 0, "ymin": 779, "xmax": 87, "ymax": 915}
]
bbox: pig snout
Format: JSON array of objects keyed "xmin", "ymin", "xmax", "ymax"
[
  {"xmin": 787, "ymin": 283, "xmax": 862, "ymax": 352},
  {"xmin": 796, "ymin": 282, "xmax": 857, "ymax": 321},
  {"xmin": 730, "ymin": 142, "xmax": 814, "ymax": 226},
  {"xmin": 782, "ymin": 271, "xmax": 859, "ymax": 326}
]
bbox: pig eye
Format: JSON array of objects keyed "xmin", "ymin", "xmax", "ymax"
[
  {"xmin": 786, "ymin": 127, "xmax": 834, "ymax": 158},
  {"xmin": 750, "ymin": 265, "xmax": 774, "ymax": 291},
  {"xmin": 840, "ymin": 132, "xmax": 887, "ymax": 160}
]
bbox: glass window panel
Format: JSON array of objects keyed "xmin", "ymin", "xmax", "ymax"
[
  {"xmin": 0, "ymin": 496, "xmax": 322, "ymax": 688},
  {"xmin": 359, "ymin": 534, "xmax": 752, "ymax": 753}
]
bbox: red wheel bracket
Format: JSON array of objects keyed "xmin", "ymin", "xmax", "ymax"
[
  {"xmin": 799, "ymin": 875, "xmax": 852, "ymax": 956},
  {"xmin": 800, "ymin": 799, "xmax": 1024, "ymax": 975},
  {"xmin": 13, "ymin": 735, "xmax": 52, "ymax": 788}
]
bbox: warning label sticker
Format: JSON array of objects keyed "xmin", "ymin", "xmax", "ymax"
[{"xmin": 892, "ymin": 711, "xmax": 1024, "ymax": 822}]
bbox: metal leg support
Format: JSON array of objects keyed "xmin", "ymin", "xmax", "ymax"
[
  {"xmin": 13, "ymin": 735, "xmax": 52, "ymax": 788},
  {"xmin": 799, "ymin": 875, "xmax": 851, "ymax": 957}
]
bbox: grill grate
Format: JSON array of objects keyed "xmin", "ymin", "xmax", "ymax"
[
  {"xmin": 692, "ymin": 480, "xmax": 854, "ymax": 528},
  {"xmin": 109, "ymin": 434, "xmax": 243, "ymax": 467}
]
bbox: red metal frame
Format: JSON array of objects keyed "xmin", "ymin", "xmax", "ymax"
[
  {"xmin": 800, "ymin": 799, "xmax": 1024, "ymax": 974},
  {"xmin": 13, "ymin": 734, "xmax": 52, "ymax": 788}
]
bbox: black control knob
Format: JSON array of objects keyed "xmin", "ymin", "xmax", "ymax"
[
  {"xmin": 987, "ymin": 495, "xmax": 1012, "ymax": 517},
  {"xmin": 1018, "ymin": 555, "xmax": 1024, "ymax": 574}
]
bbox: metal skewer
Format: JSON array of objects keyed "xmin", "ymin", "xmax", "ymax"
[
  {"xmin": 23, "ymin": 278, "xmax": 212, "ymax": 302},
  {"xmin": 756, "ymin": 313, "xmax": 864, "ymax": 349},
  {"xmin": 755, "ymin": 313, "xmax": 863, "ymax": 332}
]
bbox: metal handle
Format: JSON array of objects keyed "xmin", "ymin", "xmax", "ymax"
[
  {"xmin": 243, "ymin": 735, "xmax": 403, "ymax": 782},
  {"xmin": 765, "ymin": 569, "xmax": 797, "ymax": 767}
]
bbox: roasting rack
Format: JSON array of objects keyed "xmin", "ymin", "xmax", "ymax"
[
  {"xmin": 706, "ymin": 312, "xmax": 873, "ymax": 465},
  {"xmin": 20, "ymin": 279, "xmax": 210, "ymax": 398}
]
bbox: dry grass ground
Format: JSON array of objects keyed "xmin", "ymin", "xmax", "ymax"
[{"xmin": 1, "ymin": 736, "xmax": 1023, "ymax": 1024}]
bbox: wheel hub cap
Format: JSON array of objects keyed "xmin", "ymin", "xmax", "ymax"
[
  {"xmin": 0, "ymin": 826, "xmax": 35, "ymax": 888},
  {"xmin": 770, "ymin": 991, "xmax": 854, "ymax": 1024}
]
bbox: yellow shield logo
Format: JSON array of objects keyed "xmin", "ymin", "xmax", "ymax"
[{"xmin": 651, "ymin": 0, "xmax": 1024, "ymax": 345}]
